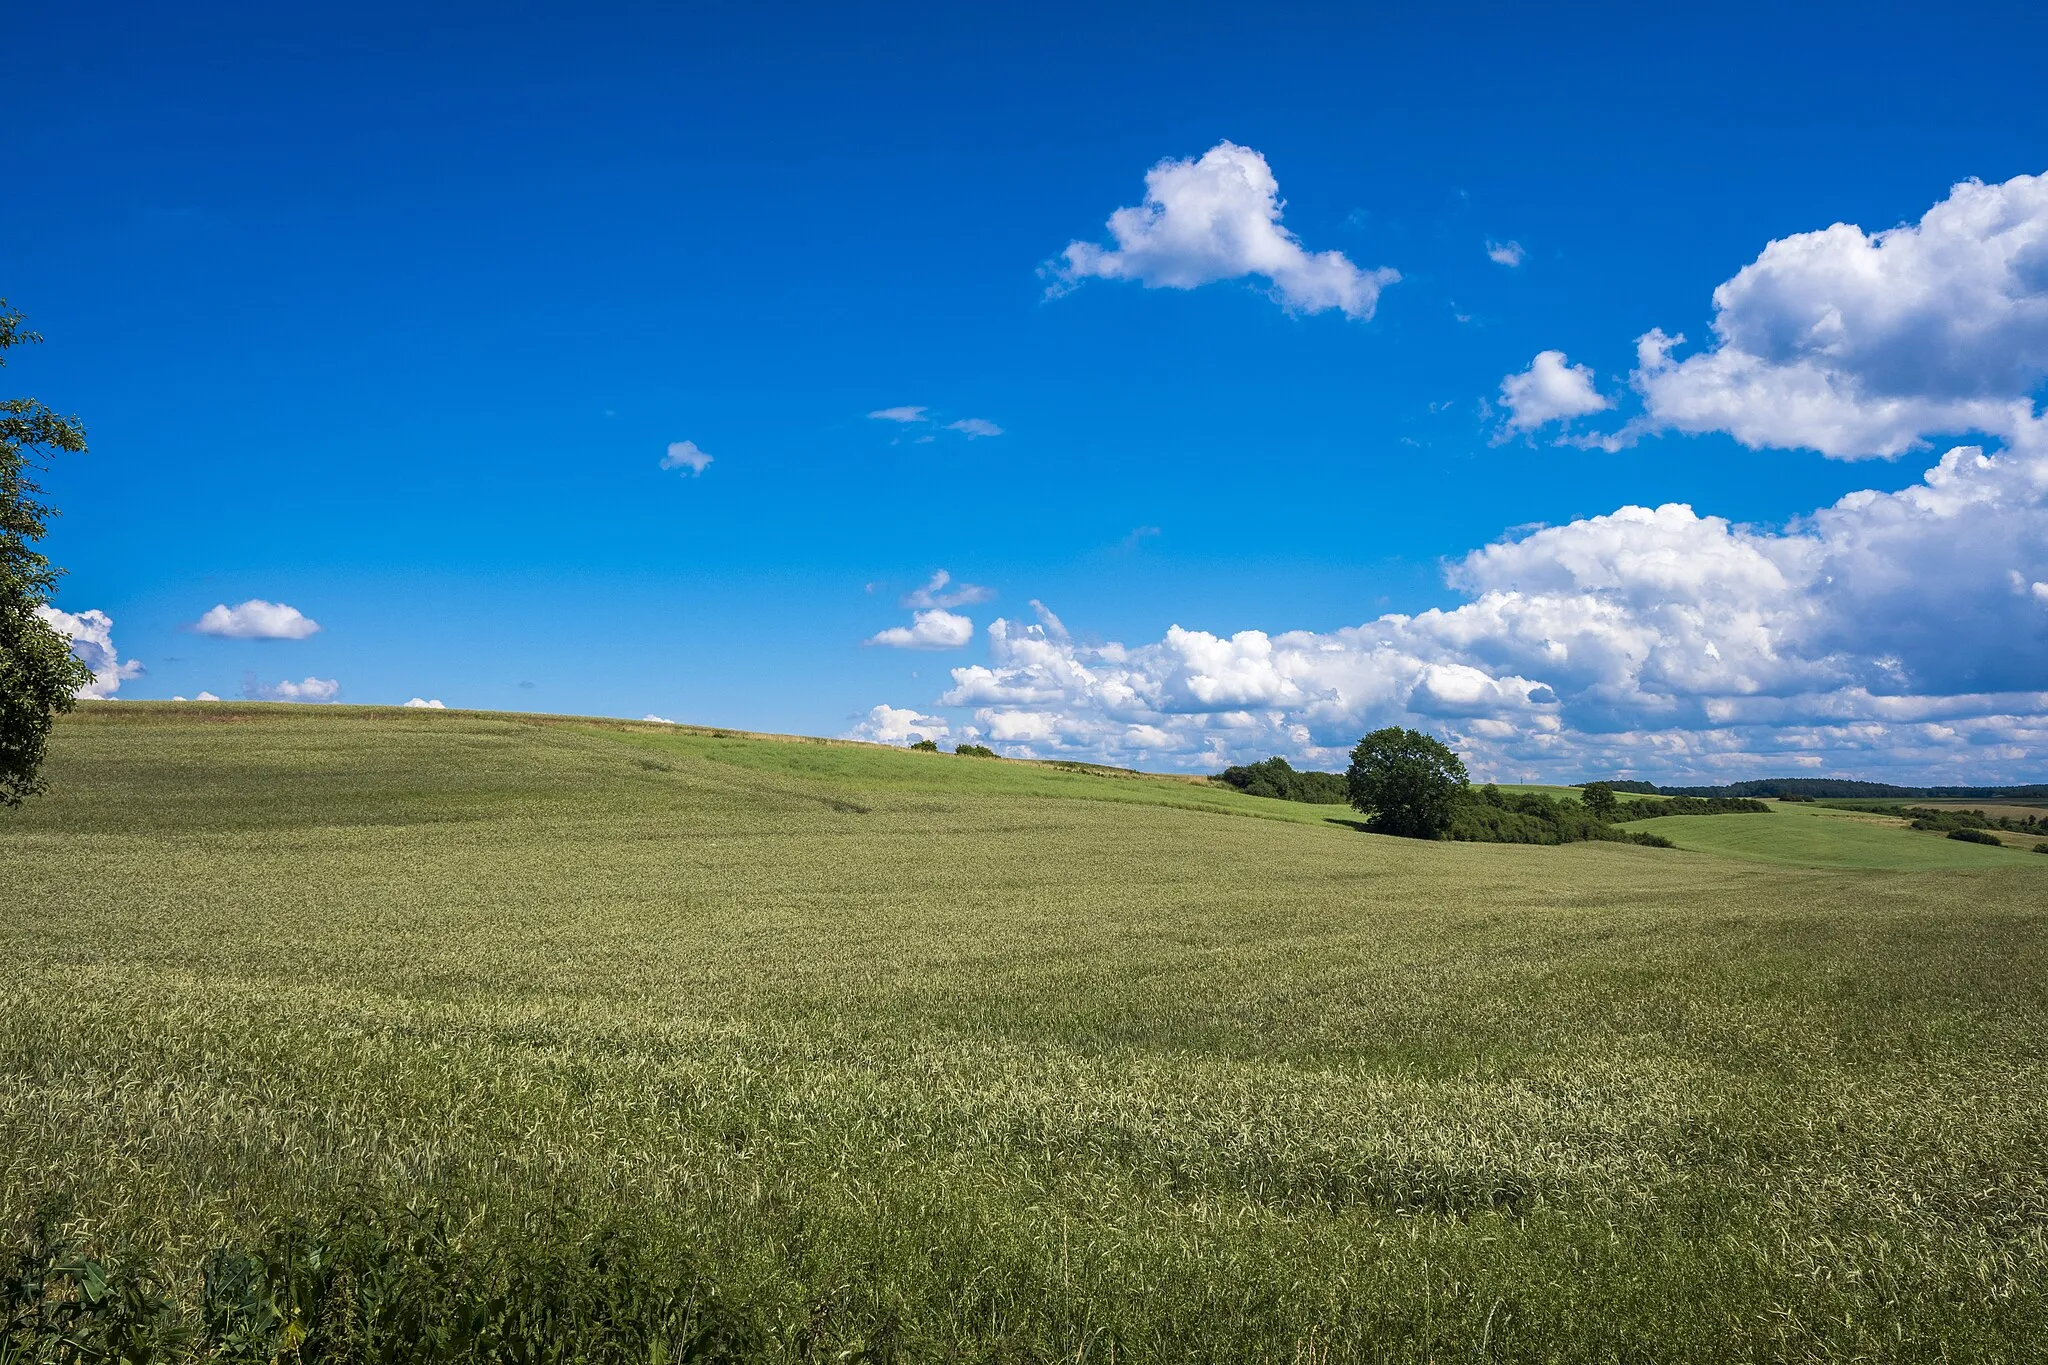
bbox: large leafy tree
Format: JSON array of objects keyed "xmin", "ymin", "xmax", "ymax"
[
  {"xmin": 1346, "ymin": 726, "xmax": 1469, "ymax": 839},
  {"xmin": 0, "ymin": 303, "xmax": 91, "ymax": 806},
  {"xmin": 1580, "ymin": 781, "xmax": 1620, "ymax": 820}
]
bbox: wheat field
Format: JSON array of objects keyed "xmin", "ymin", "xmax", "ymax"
[{"xmin": 3, "ymin": 704, "xmax": 2045, "ymax": 1361}]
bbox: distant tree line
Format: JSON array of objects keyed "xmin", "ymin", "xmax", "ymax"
[
  {"xmin": 1583, "ymin": 776, "xmax": 2048, "ymax": 801},
  {"xmin": 1619, "ymin": 794, "xmax": 1772, "ymax": 818}
]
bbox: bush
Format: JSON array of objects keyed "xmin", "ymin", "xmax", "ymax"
[
  {"xmin": 1213, "ymin": 757, "xmax": 1348, "ymax": 804},
  {"xmin": 1947, "ymin": 828, "xmax": 2004, "ymax": 846},
  {"xmin": 908, "ymin": 739, "xmax": 938, "ymax": 752},
  {"xmin": 1580, "ymin": 783, "xmax": 1619, "ymax": 820},
  {"xmin": 2035, "ymin": 842, "xmax": 2048, "ymax": 854},
  {"xmin": 954, "ymin": 743, "xmax": 997, "ymax": 758},
  {"xmin": 1449, "ymin": 785, "xmax": 1670, "ymax": 848}
]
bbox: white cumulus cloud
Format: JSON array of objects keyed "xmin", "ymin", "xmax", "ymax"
[
  {"xmin": 844, "ymin": 703, "xmax": 949, "ymax": 746},
  {"xmin": 1537, "ymin": 170, "xmax": 2048, "ymax": 459},
  {"xmin": 642, "ymin": 714, "xmax": 676, "ymax": 724},
  {"xmin": 1499, "ymin": 351, "xmax": 1612, "ymax": 431},
  {"xmin": 403, "ymin": 697, "xmax": 446, "ymax": 709},
  {"xmin": 1052, "ymin": 141, "xmax": 1399, "ymax": 319},
  {"xmin": 244, "ymin": 675, "xmax": 341, "ymax": 703},
  {"xmin": 32, "ymin": 606, "xmax": 144, "ymax": 700},
  {"xmin": 192, "ymin": 599, "xmax": 321, "ymax": 639},
  {"xmin": 1486, "ymin": 239, "xmax": 1526, "ymax": 267},
  {"xmin": 660, "ymin": 440, "xmax": 713, "ymax": 476},
  {"xmin": 867, "ymin": 609, "xmax": 975, "ymax": 650}
]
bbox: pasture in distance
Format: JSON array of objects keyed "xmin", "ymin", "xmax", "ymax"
[{"xmin": 3, "ymin": 703, "xmax": 2046, "ymax": 1361}]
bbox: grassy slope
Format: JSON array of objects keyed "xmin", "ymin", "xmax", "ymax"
[
  {"xmin": 1624, "ymin": 799, "xmax": 2046, "ymax": 869},
  {"xmin": 4, "ymin": 704, "xmax": 2047, "ymax": 1361}
]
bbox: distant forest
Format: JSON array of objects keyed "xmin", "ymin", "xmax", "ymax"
[{"xmin": 1597, "ymin": 778, "xmax": 2048, "ymax": 800}]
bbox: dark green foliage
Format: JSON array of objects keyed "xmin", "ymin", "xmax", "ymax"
[
  {"xmin": 1594, "ymin": 779, "xmax": 1662, "ymax": 795},
  {"xmin": 907, "ymin": 739, "xmax": 938, "ymax": 752},
  {"xmin": 1213, "ymin": 756, "xmax": 1348, "ymax": 804},
  {"xmin": 1, "ymin": 1198, "xmax": 186, "ymax": 1362},
  {"xmin": 2035, "ymin": 842, "xmax": 2048, "ymax": 854},
  {"xmin": 1622, "ymin": 796, "xmax": 1772, "ymax": 819},
  {"xmin": 0, "ymin": 303, "xmax": 92, "ymax": 807},
  {"xmin": 1580, "ymin": 783, "xmax": 1619, "ymax": 820},
  {"xmin": 1450, "ymin": 784, "xmax": 1673, "ymax": 848},
  {"xmin": 1899, "ymin": 806, "xmax": 2043, "ymax": 836},
  {"xmin": 3, "ymin": 1201, "xmax": 750, "ymax": 1363},
  {"xmin": 1346, "ymin": 728, "xmax": 1468, "ymax": 839},
  {"xmin": 954, "ymin": 743, "xmax": 997, "ymax": 758},
  {"xmin": 1947, "ymin": 828, "xmax": 2004, "ymax": 846}
]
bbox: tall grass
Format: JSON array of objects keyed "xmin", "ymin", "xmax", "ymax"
[{"xmin": 2, "ymin": 704, "xmax": 2045, "ymax": 1360}]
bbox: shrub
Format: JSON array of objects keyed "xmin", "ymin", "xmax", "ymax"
[
  {"xmin": 1947, "ymin": 828, "xmax": 2003, "ymax": 846},
  {"xmin": 1450, "ymin": 785, "xmax": 1669, "ymax": 848},
  {"xmin": 2036, "ymin": 842, "xmax": 2048, "ymax": 854},
  {"xmin": 1580, "ymin": 783, "xmax": 1620, "ymax": 820},
  {"xmin": 1213, "ymin": 757, "xmax": 1348, "ymax": 804},
  {"xmin": 954, "ymin": 743, "xmax": 997, "ymax": 758},
  {"xmin": 908, "ymin": 739, "xmax": 938, "ymax": 752}
]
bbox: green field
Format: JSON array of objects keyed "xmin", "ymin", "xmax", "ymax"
[
  {"xmin": 4, "ymin": 704, "xmax": 2047, "ymax": 1361},
  {"xmin": 1623, "ymin": 800, "xmax": 2047, "ymax": 868}
]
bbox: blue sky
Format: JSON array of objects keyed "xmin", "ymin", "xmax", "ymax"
[{"xmin": 11, "ymin": 1, "xmax": 2048, "ymax": 780}]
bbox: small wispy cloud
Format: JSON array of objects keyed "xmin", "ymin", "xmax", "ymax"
[
  {"xmin": 903, "ymin": 569, "xmax": 994, "ymax": 609},
  {"xmin": 868, "ymin": 406, "xmax": 929, "ymax": 423},
  {"xmin": 946, "ymin": 418, "xmax": 1003, "ymax": 438},
  {"xmin": 1486, "ymin": 239, "xmax": 1526, "ymax": 267},
  {"xmin": 1121, "ymin": 525, "xmax": 1162, "ymax": 550},
  {"xmin": 660, "ymin": 440, "xmax": 713, "ymax": 476}
]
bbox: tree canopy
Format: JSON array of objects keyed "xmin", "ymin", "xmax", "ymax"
[
  {"xmin": 1345, "ymin": 727, "xmax": 1468, "ymax": 839},
  {"xmin": 1, "ymin": 303, "xmax": 91, "ymax": 806}
]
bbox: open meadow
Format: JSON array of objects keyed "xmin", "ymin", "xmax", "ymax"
[{"xmin": 4, "ymin": 704, "xmax": 2047, "ymax": 1361}]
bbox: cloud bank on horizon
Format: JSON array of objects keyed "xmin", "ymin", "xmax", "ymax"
[{"xmin": 855, "ymin": 167, "xmax": 2048, "ymax": 782}]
